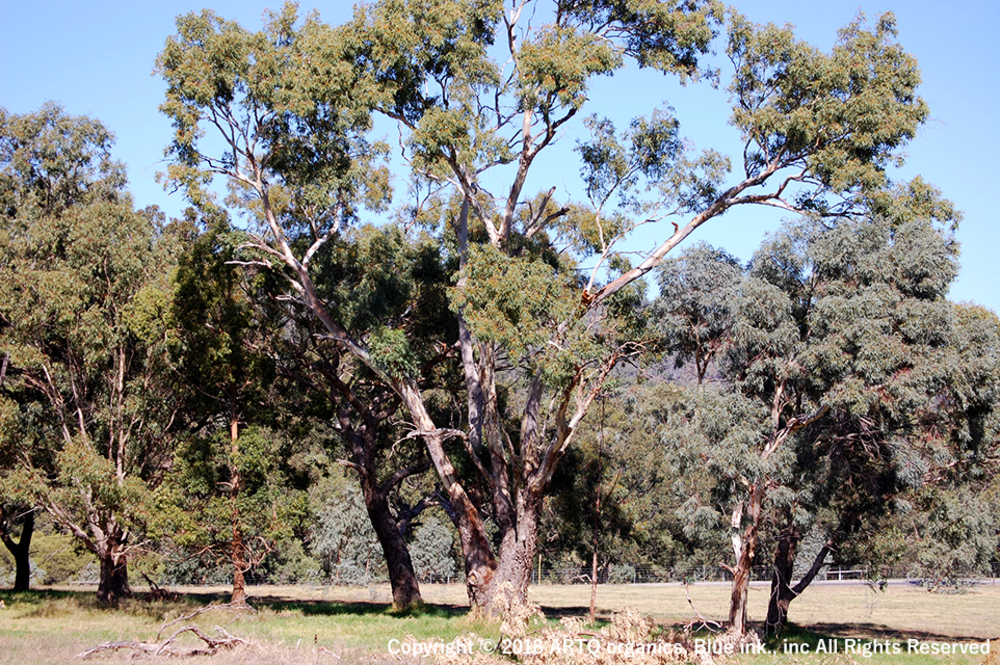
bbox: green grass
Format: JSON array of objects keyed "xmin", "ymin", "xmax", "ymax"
[{"xmin": 1, "ymin": 583, "xmax": 997, "ymax": 664}]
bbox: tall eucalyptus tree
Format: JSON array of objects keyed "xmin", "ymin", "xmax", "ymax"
[
  {"xmin": 0, "ymin": 104, "xmax": 179, "ymax": 603},
  {"xmin": 156, "ymin": 2, "xmax": 933, "ymax": 610}
]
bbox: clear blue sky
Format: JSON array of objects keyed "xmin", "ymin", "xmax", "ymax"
[{"xmin": 2, "ymin": 1, "xmax": 997, "ymax": 313}]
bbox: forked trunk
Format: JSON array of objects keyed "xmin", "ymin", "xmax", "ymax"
[
  {"xmin": 96, "ymin": 542, "xmax": 131, "ymax": 604},
  {"xmin": 2, "ymin": 511, "xmax": 34, "ymax": 592},
  {"xmin": 765, "ymin": 524, "xmax": 832, "ymax": 635},
  {"xmin": 397, "ymin": 381, "xmax": 496, "ymax": 607}
]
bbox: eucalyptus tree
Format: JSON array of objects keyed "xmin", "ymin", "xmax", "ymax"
[
  {"xmin": 0, "ymin": 104, "xmax": 179, "ymax": 603},
  {"xmin": 659, "ymin": 189, "xmax": 975, "ymax": 636},
  {"xmin": 882, "ymin": 303, "xmax": 1000, "ymax": 588},
  {"xmin": 746, "ymin": 195, "xmax": 973, "ymax": 635},
  {"xmin": 276, "ymin": 223, "xmax": 454, "ymax": 609},
  {"xmin": 156, "ymin": 1, "xmax": 933, "ymax": 610}
]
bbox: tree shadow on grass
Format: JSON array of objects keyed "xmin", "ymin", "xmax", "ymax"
[
  {"xmin": 0, "ymin": 588, "xmax": 77, "ymax": 605},
  {"xmin": 248, "ymin": 596, "xmax": 469, "ymax": 619}
]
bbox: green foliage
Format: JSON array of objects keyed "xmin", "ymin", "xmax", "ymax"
[
  {"xmin": 652, "ymin": 195, "xmax": 997, "ymax": 589},
  {"xmin": 0, "ymin": 514, "xmax": 98, "ymax": 586},
  {"xmin": 0, "ymin": 106, "xmax": 178, "ymax": 595},
  {"xmin": 256, "ymin": 538, "xmax": 322, "ymax": 585},
  {"xmin": 310, "ymin": 478, "xmax": 386, "ymax": 586},
  {"xmin": 308, "ymin": 223, "xmax": 455, "ymax": 364},
  {"xmin": 577, "ymin": 109, "xmax": 729, "ymax": 220},
  {"xmin": 454, "ymin": 244, "xmax": 579, "ymax": 367},
  {"xmin": 170, "ymin": 217, "xmax": 277, "ymax": 403},
  {"xmin": 152, "ymin": 0, "xmax": 987, "ymax": 608},
  {"xmin": 151, "ymin": 426, "xmax": 312, "ymax": 573},
  {"xmin": 368, "ymin": 327, "xmax": 418, "ymax": 379},
  {"xmin": 728, "ymin": 11, "xmax": 927, "ymax": 197},
  {"xmin": 409, "ymin": 515, "xmax": 459, "ymax": 582},
  {"xmin": 158, "ymin": 3, "xmax": 389, "ymax": 226},
  {"xmin": 0, "ymin": 102, "xmax": 126, "ymax": 218},
  {"xmin": 27, "ymin": 533, "xmax": 96, "ymax": 586},
  {"xmin": 542, "ymin": 382, "xmax": 715, "ymax": 572},
  {"xmin": 651, "ymin": 243, "xmax": 742, "ymax": 383},
  {"xmin": 518, "ymin": 25, "xmax": 621, "ymax": 109},
  {"xmin": 558, "ymin": 1, "xmax": 722, "ymax": 78}
]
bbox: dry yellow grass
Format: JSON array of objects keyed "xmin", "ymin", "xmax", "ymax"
[
  {"xmin": 11, "ymin": 580, "xmax": 996, "ymax": 665},
  {"xmin": 529, "ymin": 581, "xmax": 1000, "ymax": 640},
  {"xmin": 211, "ymin": 581, "xmax": 997, "ymax": 641},
  {"xmin": 148, "ymin": 580, "xmax": 1000, "ymax": 639}
]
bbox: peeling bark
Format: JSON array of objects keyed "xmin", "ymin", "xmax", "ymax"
[
  {"xmin": 728, "ymin": 484, "xmax": 763, "ymax": 636},
  {"xmin": 479, "ymin": 492, "xmax": 542, "ymax": 611}
]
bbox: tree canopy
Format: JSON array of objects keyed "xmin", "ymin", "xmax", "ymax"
[
  {"xmin": 0, "ymin": 104, "xmax": 179, "ymax": 603},
  {"xmin": 152, "ymin": 0, "xmax": 963, "ymax": 615}
]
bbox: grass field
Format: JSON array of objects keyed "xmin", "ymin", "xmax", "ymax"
[{"xmin": 1, "ymin": 582, "xmax": 997, "ymax": 665}]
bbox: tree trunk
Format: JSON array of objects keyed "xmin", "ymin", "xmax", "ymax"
[
  {"xmin": 229, "ymin": 414, "xmax": 247, "ymax": 606},
  {"xmin": 590, "ymin": 488, "xmax": 601, "ymax": 624},
  {"xmin": 728, "ymin": 554, "xmax": 752, "ymax": 635},
  {"xmin": 96, "ymin": 542, "xmax": 131, "ymax": 604},
  {"xmin": 476, "ymin": 492, "xmax": 542, "ymax": 613},
  {"xmin": 764, "ymin": 521, "xmax": 799, "ymax": 636},
  {"xmin": 232, "ymin": 561, "xmax": 246, "ymax": 606},
  {"xmin": 728, "ymin": 484, "xmax": 763, "ymax": 636},
  {"xmin": 765, "ymin": 527, "xmax": 832, "ymax": 635},
  {"xmin": 1, "ymin": 510, "xmax": 34, "ymax": 592},
  {"xmin": 397, "ymin": 381, "xmax": 496, "ymax": 607},
  {"xmin": 360, "ymin": 477, "xmax": 423, "ymax": 610},
  {"xmin": 320, "ymin": 371, "xmax": 426, "ymax": 611},
  {"xmin": 589, "ymin": 548, "xmax": 598, "ymax": 624}
]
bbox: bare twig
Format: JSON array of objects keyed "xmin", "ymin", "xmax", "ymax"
[
  {"xmin": 684, "ymin": 583, "xmax": 724, "ymax": 633},
  {"xmin": 157, "ymin": 602, "xmax": 255, "ymax": 640}
]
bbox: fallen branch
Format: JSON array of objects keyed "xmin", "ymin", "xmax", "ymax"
[{"xmin": 75, "ymin": 625, "xmax": 249, "ymax": 659}]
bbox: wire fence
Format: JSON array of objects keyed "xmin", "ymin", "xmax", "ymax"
[
  {"xmin": 226, "ymin": 561, "xmax": 1000, "ymax": 588},
  {"xmin": 524, "ymin": 561, "xmax": 1000, "ymax": 586}
]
